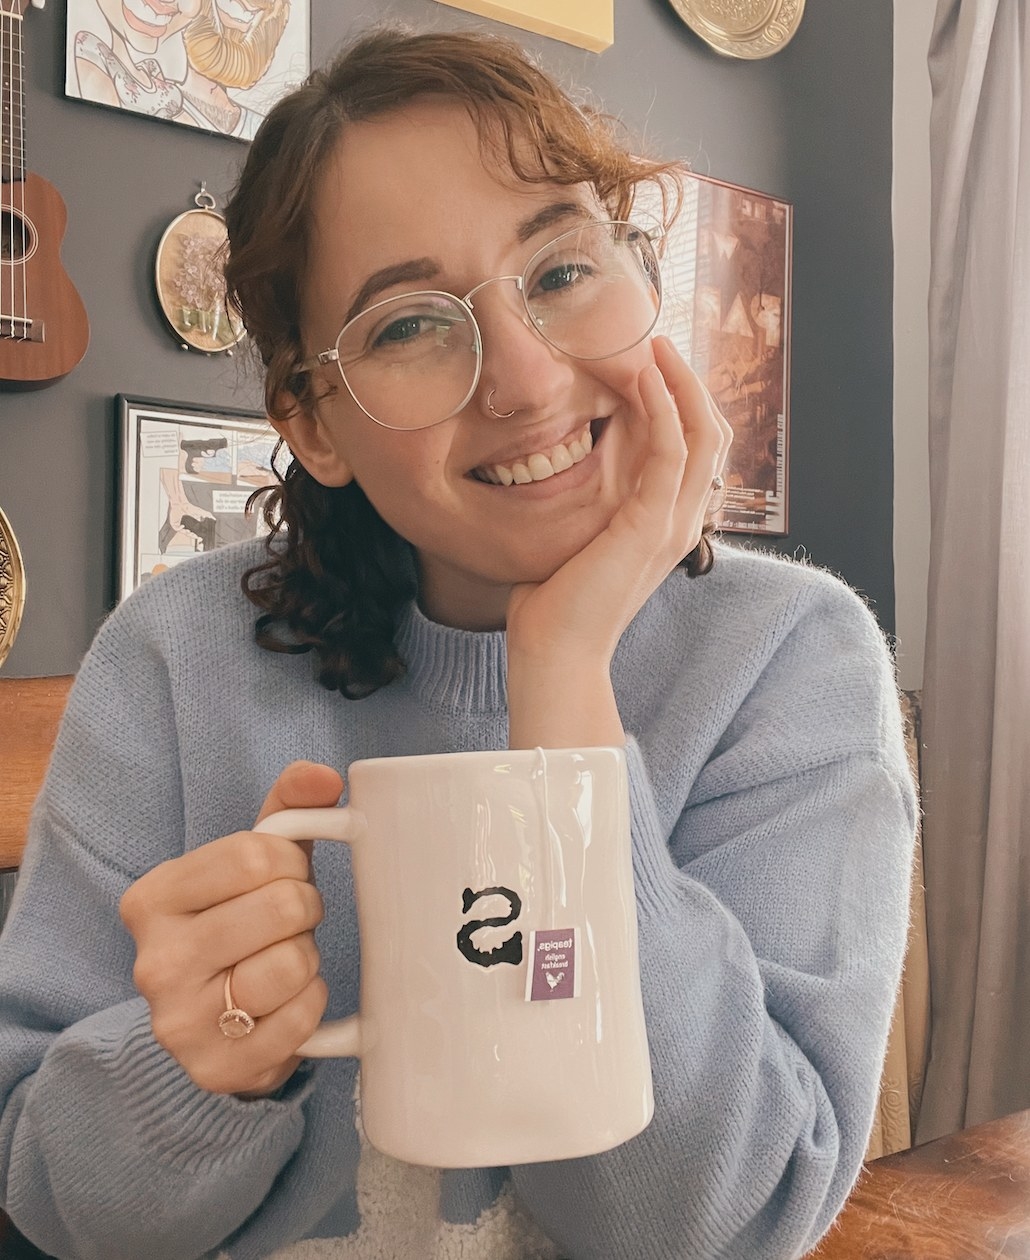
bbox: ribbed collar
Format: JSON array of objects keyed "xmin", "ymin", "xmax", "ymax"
[{"xmin": 394, "ymin": 600, "xmax": 509, "ymax": 715}]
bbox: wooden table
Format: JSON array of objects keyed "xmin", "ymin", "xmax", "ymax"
[{"xmin": 810, "ymin": 1107, "xmax": 1030, "ymax": 1258}]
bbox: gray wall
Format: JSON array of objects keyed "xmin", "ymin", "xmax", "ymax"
[{"xmin": 0, "ymin": 0, "xmax": 894, "ymax": 677}]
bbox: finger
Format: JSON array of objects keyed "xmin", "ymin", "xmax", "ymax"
[
  {"xmin": 631, "ymin": 364, "xmax": 689, "ymax": 516},
  {"xmin": 225, "ymin": 932, "xmax": 321, "ymax": 1019},
  {"xmin": 255, "ymin": 760, "xmax": 344, "ymax": 825},
  {"xmin": 653, "ymin": 338, "xmax": 733, "ymax": 472},
  {"xmin": 652, "ymin": 340, "xmax": 729, "ymax": 514},
  {"xmin": 187, "ymin": 877, "xmax": 325, "ymax": 975},
  {"xmin": 121, "ymin": 830, "xmax": 313, "ymax": 926},
  {"xmin": 167, "ymin": 973, "xmax": 329, "ymax": 1097}
]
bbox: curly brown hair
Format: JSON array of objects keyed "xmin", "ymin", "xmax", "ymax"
[{"xmin": 225, "ymin": 25, "xmax": 715, "ymax": 699}]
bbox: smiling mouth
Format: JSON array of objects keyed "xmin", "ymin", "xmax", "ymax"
[{"xmin": 471, "ymin": 420, "xmax": 602, "ymax": 486}]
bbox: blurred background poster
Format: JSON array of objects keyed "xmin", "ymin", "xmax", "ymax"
[{"xmin": 647, "ymin": 172, "xmax": 792, "ymax": 535}]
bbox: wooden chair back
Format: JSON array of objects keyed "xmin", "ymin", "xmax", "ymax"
[{"xmin": 0, "ymin": 676, "xmax": 74, "ymax": 871}]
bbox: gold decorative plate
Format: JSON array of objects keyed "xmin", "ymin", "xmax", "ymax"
[
  {"xmin": 0, "ymin": 504, "xmax": 26, "ymax": 670},
  {"xmin": 670, "ymin": 0, "xmax": 806, "ymax": 59}
]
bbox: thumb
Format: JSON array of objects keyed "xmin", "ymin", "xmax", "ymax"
[{"xmin": 255, "ymin": 759, "xmax": 344, "ymax": 826}]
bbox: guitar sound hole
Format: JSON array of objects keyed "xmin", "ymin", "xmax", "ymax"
[{"xmin": 0, "ymin": 212, "xmax": 33, "ymax": 264}]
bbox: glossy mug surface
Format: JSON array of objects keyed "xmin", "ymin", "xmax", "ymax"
[{"xmin": 256, "ymin": 746, "xmax": 654, "ymax": 1167}]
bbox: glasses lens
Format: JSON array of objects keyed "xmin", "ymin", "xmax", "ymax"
[
  {"xmin": 336, "ymin": 292, "xmax": 478, "ymax": 430},
  {"xmin": 522, "ymin": 221, "xmax": 661, "ymax": 360}
]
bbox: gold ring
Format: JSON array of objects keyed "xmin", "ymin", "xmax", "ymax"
[{"xmin": 218, "ymin": 967, "xmax": 255, "ymax": 1039}]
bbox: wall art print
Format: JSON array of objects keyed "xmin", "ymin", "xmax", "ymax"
[
  {"xmin": 432, "ymin": 0, "xmax": 613, "ymax": 52},
  {"xmin": 118, "ymin": 396, "xmax": 281, "ymax": 600},
  {"xmin": 65, "ymin": 0, "xmax": 309, "ymax": 141},
  {"xmin": 641, "ymin": 170, "xmax": 792, "ymax": 535}
]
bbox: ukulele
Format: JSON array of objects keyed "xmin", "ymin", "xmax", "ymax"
[{"xmin": 1, "ymin": 0, "xmax": 89, "ymax": 387}]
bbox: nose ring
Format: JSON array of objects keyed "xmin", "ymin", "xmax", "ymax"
[{"xmin": 487, "ymin": 389, "xmax": 517, "ymax": 419}]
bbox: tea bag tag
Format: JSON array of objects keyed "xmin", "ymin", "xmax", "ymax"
[{"xmin": 526, "ymin": 928, "xmax": 579, "ymax": 1001}]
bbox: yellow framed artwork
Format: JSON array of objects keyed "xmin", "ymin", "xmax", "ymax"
[{"xmin": 433, "ymin": 0, "xmax": 613, "ymax": 52}]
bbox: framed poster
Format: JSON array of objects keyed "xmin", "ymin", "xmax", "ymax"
[
  {"xmin": 433, "ymin": 0, "xmax": 613, "ymax": 52},
  {"xmin": 117, "ymin": 396, "xmax": 280, "ymax": 600},
  {"xmin": 644, "ymin": 171, "xmax": 792, "ymax": 535},
  {"xmin": 65, "ymin": 0, "xmax": 310, "ymax": 141}
]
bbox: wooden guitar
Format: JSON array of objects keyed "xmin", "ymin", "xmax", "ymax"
[{"xmin": 1, "ymin": 0, "xmax": 89, "ymax": 387}]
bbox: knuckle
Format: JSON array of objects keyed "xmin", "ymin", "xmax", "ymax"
[
  {"xmin": 263, "ymin": 879, "xmax": 314, "ymax": 932},
  {"xmin": 267, "ymin": 936, "xmax": 316, "ymax": 994},
  {"xmin": 132, "ymin": 953, "xmax": 164, "ymax": 998},
  {"xmin": 235, "ymin": 835, "xmax": 279, "ymax": 887}
]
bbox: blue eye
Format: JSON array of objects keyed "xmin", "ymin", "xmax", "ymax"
[
  {"xmin": 374, "ymin": 315, "xmax": 431, "ymax": 346},
  {"xmin": 537, "ymin": 262, "xmax": 592, "ymax": 293}
]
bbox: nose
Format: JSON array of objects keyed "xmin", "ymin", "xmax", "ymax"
[{"xmin": 466, "ymin": 278, "xmax": 575, "ymax": 418}]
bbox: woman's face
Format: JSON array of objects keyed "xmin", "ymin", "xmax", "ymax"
[{"xmin": 290, "ymin": 99, "xmax": 659, "ymax": 630}]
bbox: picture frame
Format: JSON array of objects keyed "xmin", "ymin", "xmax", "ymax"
[
  {"xmin": 65, "ymin": 0, "xmax": 310, "ymax": 141},
  {"xmin": 117, "ymin": 396, "xmax": 280, "ymax": 601},
  {"xmin": 644, "ymin": 170, "xmax": 792, "ymax": 535},
  {"xmin": 432, "ymin": 0, "xmax": 613, "ymax": 53}
]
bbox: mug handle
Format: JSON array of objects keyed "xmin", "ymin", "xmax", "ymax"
[{"xmin": 254, "ymin": 806, "xmax": 367, "ymax": 1059}]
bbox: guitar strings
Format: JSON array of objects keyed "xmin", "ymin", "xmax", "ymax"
[
  {"xmin": 1, "ymin": 7, "xmax": 7, "ymax": 339},
  {"xmin": 0, "ymin": 4, "xmax": 28, "ymax": 343},
  {"xmin": 1, "ymin": 6, "xmax": 9, "ymax": 339},
  {"xmin": 1, "ymin": 8, "xmax": 12, "ymax": 339},
  {"xmin": 17, "ymin": 2, "xmax": 27, "ymax": 342}
]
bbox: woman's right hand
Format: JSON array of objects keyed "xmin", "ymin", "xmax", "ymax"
[{"xmin": 119, "ymin": 761, "xmax": 342, "ymax": 1098}]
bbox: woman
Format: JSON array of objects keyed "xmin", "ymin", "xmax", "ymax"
[{"xmin": 0, "ymin": 27, "xmax": 916, "ymax": 1260}]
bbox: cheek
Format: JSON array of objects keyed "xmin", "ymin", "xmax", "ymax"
[{"xmin": 594, "ymin": 347, "xmax": 651, "ymax": 414}]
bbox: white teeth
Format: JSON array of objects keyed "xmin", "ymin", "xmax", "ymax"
[
  {"xmin": 550, "ymin": 445, "xmax": 574, "ymax": 473},
  {"xmin": 481, "ymin": 423, "xmax": 594, "ymax": 487}
]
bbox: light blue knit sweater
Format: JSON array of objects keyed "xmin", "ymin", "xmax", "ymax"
[{"xmin": 0, "ymin": 539, "xmax": 916, "ymax": 1260}]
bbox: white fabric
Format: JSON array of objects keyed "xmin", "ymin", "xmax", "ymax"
[{"xmin": 917, "ymin": 0, "xmax": 1030, "ymax": 1141}]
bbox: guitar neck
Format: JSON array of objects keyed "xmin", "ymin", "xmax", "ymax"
[{"xmin": 0, "ymin": 8, "xmax": 26, "ymax": 184}]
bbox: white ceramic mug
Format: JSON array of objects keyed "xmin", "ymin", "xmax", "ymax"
[{"xmin": 256, "ymin": 745, "xmax": 654, "ymax": 1167}]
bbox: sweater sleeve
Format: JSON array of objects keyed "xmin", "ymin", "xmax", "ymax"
[
  {"xmin": 510, "ymin": 576, "xmax": 918, "ymax": 1260},
  {"xmin": 0, "ymin": 600, "xmax": 313, "ymax": 1260}
]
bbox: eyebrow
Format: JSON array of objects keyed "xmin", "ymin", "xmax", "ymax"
[{"xmin": 341, "ymin": 200, "xmax": 593, "ymax": 324}]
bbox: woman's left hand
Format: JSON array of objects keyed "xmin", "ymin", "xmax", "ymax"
[{"xmin": 505, "ymin": 335, "xmax": 731, "ymax": 747}]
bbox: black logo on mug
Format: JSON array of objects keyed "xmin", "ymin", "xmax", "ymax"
[{"xmin": 456, "ymin": 886, "xmax": 523, "ymax": 967}]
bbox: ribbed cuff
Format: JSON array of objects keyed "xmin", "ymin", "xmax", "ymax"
[
  {"xmin": 624, "ymin": 737, "xmax": 686, "ymax": 920},
  {"xmin": 73, "ymin": 998, "xmax": 314, "ymax": 1174}
]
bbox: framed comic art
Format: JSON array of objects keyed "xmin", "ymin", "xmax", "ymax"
[
  {"xmin": 643, "ymin": 170, "xmax": 792, "ymax": 535},
  {"xmin": 117, "ymin": 396, "xmax": 281, "ymax": 600},
  {"xmin": 65, "ymin": 0, "xmax": 310, "ymax": 141}
]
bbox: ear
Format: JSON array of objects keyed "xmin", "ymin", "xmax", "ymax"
[{"xmin": 269, "ymin": 391, "xmax": 354, "ymax": 488}]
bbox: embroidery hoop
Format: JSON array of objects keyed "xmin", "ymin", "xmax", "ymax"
[
  {"xmin": 154, "ymin": 184, "xmax": 245, "ymax": 355},
  {"xmin": 669, "ymin": 0, "xmax": 806, "ymax": 59},
  {"xmin": 0, "ymin": 504, "xmax": 26, "ymax": 670}
]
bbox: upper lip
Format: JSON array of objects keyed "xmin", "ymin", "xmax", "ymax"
[{"xmin": 469, "ymin": 418, "xmax": 599, "ymax": 471}]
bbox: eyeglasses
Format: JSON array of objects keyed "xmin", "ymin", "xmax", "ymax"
[{"xmin": 301, "ymin": 219, "xmax": 662, "ymax": 431}]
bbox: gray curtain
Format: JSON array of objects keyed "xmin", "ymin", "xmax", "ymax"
[{"xmin": 916, "ymin": 0, "xmax": 1030, "ymax": 1142}]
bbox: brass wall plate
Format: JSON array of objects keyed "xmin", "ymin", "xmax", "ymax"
[
  {"xmin": 670, "ymin": 0, "xmax": 806, "ymax": 59},
  {"xmin": 0, "ymin": 504, "xmax": 26, "ymax": 670}
]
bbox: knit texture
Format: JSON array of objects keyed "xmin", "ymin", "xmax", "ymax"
[{"xmin": 0, "ymin": 538, "xmax": 917, "ymax": 1260}]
